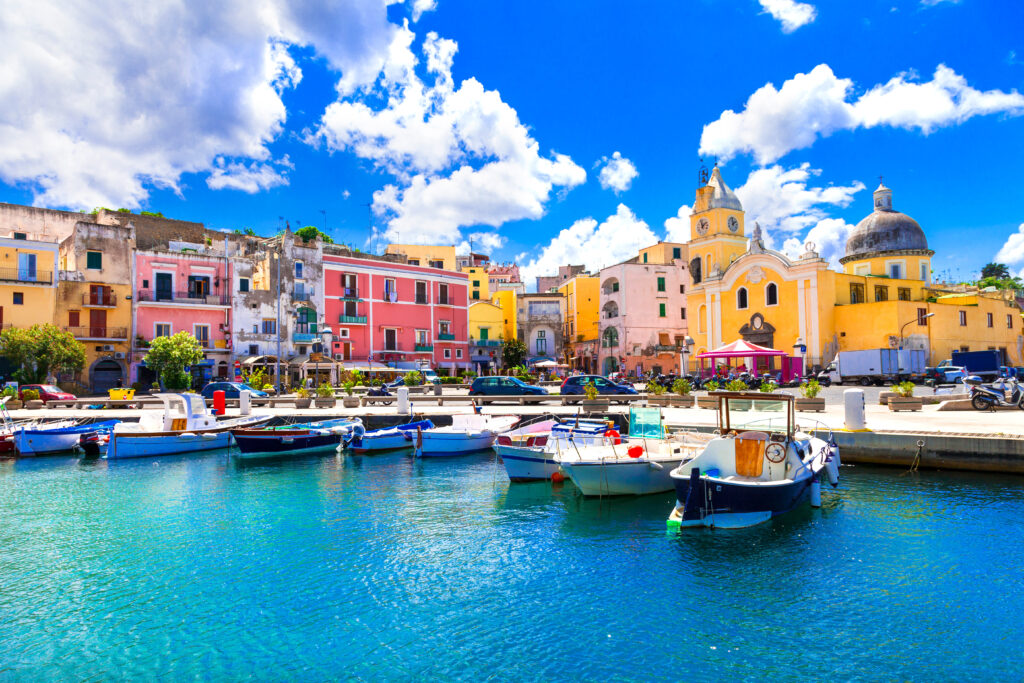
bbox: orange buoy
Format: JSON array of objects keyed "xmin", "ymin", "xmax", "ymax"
[
  {"xmin": 551, "ymin": 471, "xmax": 565, "ymax": 483},
  {"xmin": 627, "ymin": 445, "xmax": 643, "ymax": 458}
]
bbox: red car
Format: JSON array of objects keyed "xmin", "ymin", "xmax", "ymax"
[{"xmin": 18, "ymin": 384, "xmax": 76, "ymax": 403}]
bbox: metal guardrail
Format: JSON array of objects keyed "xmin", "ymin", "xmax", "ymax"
[
  {"xmin": 65, "ymin": 326, "xmax": 128, "ymax": 339},
  {"xmin": 82, "ymin": 292, "xmax": 117, "ymax": 306},
  {"xmin": 438, "ymin": 333, "xmax": 456, "ymax": 340},
  {"xmin": 0, "ymin": 268, "xmax": 53, "ymax": 284},
  {"xmin": 136, "ymin": 290, "xmax": 229, "ymax": 305},
  {"xmin": 338, "ymin": 315, "xmax": 367, "ymax": 324}
]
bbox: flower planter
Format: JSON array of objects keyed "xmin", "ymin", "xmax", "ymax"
[
  {"xmin": 6, "ymin": 400, "xmax": 22, "ymax": 410},
  {"xmin": 888, "ymin": 397, "xmax": 922, "ymax": 412},
  {"xmin": 696, "ymin": 395, "xmax": 720, "ymax": 409},
  {"xmin": 647, "ymin": 395, "xmax": 670, "ymax": 406},
  {"xmin": 580, "ymin": 399, "xmax": 609, "ymax": 411},
  {"xmin": 795, "ymin": 397, "xmax": 825, "ymax": 412},
  {"xmin": 342, "ymin": 397, "xmax": 360, "ymax": 408},
  {"xmin": 668, "ymin": 396, "xmax": 693, "ymax": 408},
  {"xmin": 294, "ymin": 397, "xmax": 312, "ymax": 409},
  {"xmin": 878, "ymin": 391, "xmax": 897, "ymax": 406},
  {"xmin": 315, "ymin": 398, "xmax": 336, "ymax": 408},
  {"xmin": 26, "ymin": 400, "xmax": 44, "ymax": 410}
]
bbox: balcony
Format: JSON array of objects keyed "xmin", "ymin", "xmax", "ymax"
[
  {"xmin": 414, "ymin": 344, "xmax": 433, "ymax": 352},
  {"xmin": 340, "ymin": 287, "xmax": 360, "ymax": 299},
  {"xmin": 437, "ymin": 333, "xmax": 456, "ymax": 341},
  {"xmin": 382, "ymin": 344, "xmax": 402, "ymax": 352},
  {"xmin": 0, "ymin": 268, "xmax": 53, "ymax": 284},
  {"xmin": 137, "ymin": 290, "xmax": 229, "ymax": 305},
  {"xmin": 65, "ymin": 326, "xmax": 128, "ymax": 340},
  {"xmin": 292, "ymin": 287, "xmax": 315, "ymax": 302},
  {"xmin": 436, "ymin": 296, "xmax": 454, "ymax": 306},
  {"xmin": 653, "ymin": 344, "xmax": 682, "ymax": 353},
  {"xmin": 415, "ymin": 295, "xmax": 429, "ymax": 304},
  {"xmin": 293, "ymin": 332, "xmax": 317, "ymax": 343},
  {"xmin": 338, "ymin": 315, "xmax": 367, "ymax": 325},
  {"xmin": 471, "ymin": 339, "xmax": 502, "ymax": 347},
  {"xmin": 82, "ymin": 292, "xmax": 117, "ymax": 307}
]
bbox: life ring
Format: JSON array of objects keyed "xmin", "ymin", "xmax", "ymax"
[{"xmin": 603, "ymin": 428, "xmax": 621, "ymax": 445}]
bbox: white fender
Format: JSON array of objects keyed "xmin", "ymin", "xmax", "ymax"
[
  {"xmin": 825, "ymin": 451, "xmax": 840, "ymax": 487},
  {"xmin": 201, "ymin": 432, "xmax": 218, "ymax": 440},
  {"xmin": 648, "ymin": 461, "xmax": 664, "ymax": 470},
  {"xmin": 810, "ymin": 478, "xmax": 822, "ymax": 507}
]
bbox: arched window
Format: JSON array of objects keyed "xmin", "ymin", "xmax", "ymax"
[
  {"xmin": 737, "ymin": 287, "xmax": 748, "ymax": 310},
  {"xmin": 766, "ymin": 282, "xmax": 778, "ymax": 306},
  {"xmin": 603, "ymin": 301, "xmax": 619, "ymax": 319},
  {"xmin": 698, "ymin": 305, "xmax": 707, "ymax": 334},
  {"xmin": 602, "ymin": 327, "xmax": 619, "ymax": 348}
]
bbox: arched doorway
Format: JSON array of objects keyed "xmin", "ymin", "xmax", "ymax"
[
  {"xmin": 91, "ymin": 358, "xmax": 124, "ymax": 393},
  {"xmin": 602, "ymin": 356, "xmax": 619, "ymax": 375}
]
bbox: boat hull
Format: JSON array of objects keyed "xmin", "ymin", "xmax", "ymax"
[
  {"xmin": 233, "ymin": 429, "xmax": 340, "ymax": 460},
  {"xmin": 669, "ymin": 469, "xmax": 814, "ymax": 529},
  {"xmin": 108, "ymin": 431, "xmax": 235, "ymax": 459},
  {"xmin": 14, "ymin": 431, "xmax": 84, "ymax": 456},
  {"xmin": 562, "ymin": 457, "xmax": 686, "ymax": 496},
  {"xmin": 495, "ymin": 444, "xmax": 559, "ymax": 481},
  {"xmin": 351, "ymin": 431, "xmax": 412, "ymax": 453},
  {"xmin": 418, "ymin": 433, "xmax": 497, "ymax": 456}
]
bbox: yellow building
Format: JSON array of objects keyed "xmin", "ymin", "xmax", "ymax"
[
  {"xmin": 491, "ymin": 289, "xmax": 518, "ymax": 343},
  {"xmin": 0, "ymin": 232, "xmax": 59, "ymax": 331},
  {"xmin": 465, "ymin": 266, "xmax": 490, "ymax": 301},
  {"xmin": 468, "ymin": 300, "xmax": 505, "ymax": 372},
  {"xmin": 384, "ymin": 244, "xmax": 457, "ymax": 271},
  {"xmin": 558, "ymin": 275, "xmax": 599, "ymax": 372},
  {"xmin": 686, "ymin": 168, "xmax": 1021, "ymax": 373}
]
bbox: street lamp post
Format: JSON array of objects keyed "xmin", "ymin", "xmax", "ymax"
[
  {"xmin": 899, "ymin": 313, "xmax": 934, "ymax": 350},
  {"xmin": 680, "ymin": 335, "xmax": 695, "ymax": 377}
]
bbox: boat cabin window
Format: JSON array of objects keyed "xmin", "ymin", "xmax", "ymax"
[{"xmin": 718, "ymin": 394, "xmax": 793, "ymax": 437}]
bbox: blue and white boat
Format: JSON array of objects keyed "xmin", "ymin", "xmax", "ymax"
[
  {"xmin": 667, "ymin": 392, "xmax": 840, "ymax": 530},
  {"xmin": 344, "ymin": 419, "xmax": 434, "ymax": 453},
  {"xmin": 495, "ymin": 417, "xmax": 613, "ymax": 482},
  {"xmin": 415, "ymin": 413, "xmax": 519, "ymax": 457},
  {"xmin": 14, "ymin": 419, "xmax": 120, "ymax": 456}
]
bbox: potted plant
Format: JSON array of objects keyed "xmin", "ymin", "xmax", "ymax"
[
  {"xmin": 646, "ymin": 379, "xmax": 669, "ymax": 406},
  {"xmin": 724, "ymin": 379, "xmax": 748, "ymax": 392},
  {"xmin": 294, "ymin": 386, "xmax": 312, "ymax": 409},
  {"xmin": 888, "ymin": 381, "xmax": 922, "ymax": 412},
  {"xmin": 315, "ymin": 382, "xmax": 336, "ymax": 408},
  {"xmin": 22, "ymin": 388, "xmax": 43, "ymax": 409},
  {"xmin": 262, "ymin": 383, "xmax": 275, "ymax": 396},
  {"xmin": 580, "ymin": 380, "xmax": 608, "ymax": 411},
  {"xmin": 796, "ymin": 379, "xmax": 825, "ymax": 412},
  {"xmin": 342, "ymin": 378, "xmax": 360, "ymax": 408},
  {"xmin": 758, "ymin": 379, "xmax": 779, "ymax": 393},
  {"xmin": 2, "ymin": 386, "xmax": 21, "ymax": 410},
  {"xmin": 697, "ymin": 379, "xmax": 720, "ymax": 409},
  {"xmin": 670, "ymin": 377, "xmax": 693, "ymax": 408}
]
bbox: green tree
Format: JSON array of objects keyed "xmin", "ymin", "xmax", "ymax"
[
  {"xmin": 0, "ymin": 324, "xmax": 86, "ymax": 383},
  {"xmin": 143, "ymin": 331, "xmax": 204, "ymax": 391},
  {"xmin": 981, "ymin": 263, "xmax": 1010, "ymax": 279},
  {"xmin": 295, "ymin": 225, "xmax": 334, "ymax": 244},
  {"xmin": 502, "ymin": 338, "xmax": 528, "ymax": 368}
]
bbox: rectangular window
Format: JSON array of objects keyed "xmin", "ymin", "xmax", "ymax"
[
  {"xmin": 415, "ymin": 329, "xmax": 428, "ymax": 345},
  {"xmin": 439, "ymin": 283, "xmax": 449, "ymax": 304},
  {"xmin": 472, "ymin": 291, "xmax": 480, "ymax": 300},
  {"xmin": 294, "ymin": 262, "xmax": 303, "ymax": 279},
  {"xmin": 479, "ymin": 327, "xmax": 489, "ymax": 341},
  {"xmin": 659, "ymin": 303, "xmax": 666, "ymax": 317},
  {"xmin": 643, "ymin": 253, "xmax": 648, "ymax": 263},
  {"xmin": 679, "ymin": 284, "xmax": 685, "ymax": 294},
  {"xmin": 155, "ymin": 323, "xmax": 171, "ymax": 337},
  {"xmin": 1008, "ymin": 314, "xmax": 1014, "ymax": 330},
  {"xmin": 68, "ymin": 311, "xmax": 80, "ymax": 327},
  {"xmin": 12, "ymin": 292, "xmax": 23, "ymax": 305},
  {"xmin": 473, "ymin": 280, "xmax": 480, "ymax": 287},
  {"xmin": 18, "ymin": 253, "xmax": 36, "ymax": 281},
  {"xmin": 344, "ymin": 300, "xmax": 357, "ymax": 317},
  {"xmin": 415, "ymin": 281, "xmax": 428, "ymax": 304},
  {"xmin": 889, "ymin": 263, "xmax": 902, "ymax": 279},
  {"xmin": 850, "ymin": 284, "xmax": 865, "ymax": 304},
  {"xmin": 439, "ymin": 320, "xmax": 451, "ymax": 335},
  {"xmin": 13, "ymin": 232, "xmax": 26, "ymax": 240},
  {"xmin": 86, "ymin": 251, "xmax": 102, "ymax": 270},
  {"xmin": 612, "ymin": 282, "xmax": 619, "ymax": 292},
  {"xmin": 874, "ymin": 286, "xmax": 888, "ymax": 302},
  {"xmin": 536, "ymin": 338, "xmax": 547, "ymax": 354},
  {"xmin": 248, "ymin": 344, "xmax": 258, "ymax": 355},
  {"xmin": 194, "ymin": 325, "xmax": 210, "ymax": 347},
  {"xmin": 921, "ymin": 263, "xmax": 928, "ymax": 281},
  {"xmin": 917, "ymin": 308, "xmax": 928, "ymax": 326},
  {"xmin": 239, "ymin": 278, "xmax": 250, "ymax": 292},
  {"xmin": 444, "ymin": 348, "xmax": 451, "ymax": 359},
  {"xmin": 657, "ymin": 277, "xmax": 665, "ymax": 292},
  {"xmin": 429, "ymin": 259, "xmax": 444, "ymax": 269},
  {"xmin": 959, "ymin": 311, "xmax": 967, "ymax": 326},
  {"xmin": 262, "ymin": 319, "xmax": 277, "ymax": 335},
  {"xmin": 456, "ymin": 349, "xmax": 463, "ymax": 359},
  {"xmin": 987, "ymin": 313, "xmax": 993, "ymax": 328},
  {"xmin": 672, "ymin": 247, "xmax": 681, "ymax": 260},
  {"xmin": 384, "ymin": 278, "xmax": 397, "ymax": 300},
  {"xmin": 898, "ymin": 287, "xmax": 911, "ymax": 301},
  {"xmin": 408, "ymin": 259, "xmax": 420, "ymax": 266},
  {"xmin": 681, "ymin": 308, "xmax": 686, "ymax": 320},
  {"xmin": 537, "ymin": 330, "xmax": 546, "ymax": 339},
  {"xmin": 960, "ymin": 345, "xmax": 969, "ymax": 353}
]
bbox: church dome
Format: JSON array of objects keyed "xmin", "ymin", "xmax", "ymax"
[
  {"xmin": 705, "ymin": 166, "xmax": 743, "ymax": 212},
  {"xmin": 840, "ymin": 182, "xmax": 931, "ymax": 263}
]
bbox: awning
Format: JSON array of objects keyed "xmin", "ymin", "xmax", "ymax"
[
  {"xmin": 241, "ymin": 355, "xmax": 281, "ymax": 365},
  {"xmin": 696, "ymin": 340, "xmax": 786, "ymax": 359}
]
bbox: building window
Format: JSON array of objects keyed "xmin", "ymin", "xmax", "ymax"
[
  {"xmin": 86, "ymin": 251, "xmax": 102, "ymax": 270},
  {"xmin": 1008, "ymin": 314, "xmax": 1014, "ymax": 330},
  {"xmin": 384, "ymin": 278, "xmax": 397, "ymax": 300},
  {"xmin": 850, "ymin": 284, "xmax": 865, "ymax": 304},
  {"xmin": 68, "ymin": 311, "xmax": 80, "ymax": 327},
  {"xmin": 295, "ymin": 262, "xmax": 303, "ymax": 279},
  {"xmin": 657, "ymin": 277, "xmax": 665, "ymax": 292},
  {"xmin": 415, "ymin": 281, "xmax": 428, "ymax": 304},
  {"xmin": 643, "ymin": 253, "xmax": 648, "ymax": 263},
  {"xmin": 959, "ymin": 311, "xmax": 967, "ymax": 326},
  {"xmin": 612, "ymin": 282, "xmax": 619, "ymax": 292},
  {"xmin": 987, "ymin": 312, "xmax": 993, "ymax": 328},
  {"xmin": 602, "ymin": 327, "xmax": 619, "ymax": 348},
  {"xmin": 536, "ymin": 335, "xmax": 547, "ymax": 354},
  {"xmin": 444, "ymin": 348, "xmax": 451, "ymax": 359},
  {"xmin": 766, "ymin": 283, "xmax": 778, "ymax": 306},
  {"xmin": 408, "ymin": 259, "xmax": 420, "ymax": 266},
  {"xmin": 898, "ymin": 287, "xmax": 911, "ymax": 301},
  {"xmin": 415, "ymin": 329, "xmax": 428, "ymax": 345},
  {"xmin": 153, "ymin": 323, "xmax": 170, "ymax": 338},
  {"xmin": 439, "ymin": 320, "xmax": 451, "ymax": 336},
  {"xmin": 13, "ymin": 232, "xmax": 26, "ymax": 240},
  {"xmin": 473, "ymin": 280, "xmax": 480, "ymax": 287},
  {"xmin": 429, "ymin": 260, "xmax": 444, "ymax": 269},
  {"xmin": 888, "ymin": 263, "xmax": 902, "ymax": 279},
  {"xmin": 456, "ymin": 349, "xmax": 463, "ymax": 359},
  {"xmin": 479, "ymin": 328, "xmax": 489, "ymax": 341},
  {"xmin": 679, "ymin": 284, "xmax": 685, "ymax": 294},
  {"xmin": 874, "ymin": 286, "xmax": 888, "ymax": 302},
  {"xmin": 917, "ymin": 308, "xmax": 928, "ymax": 326},
  {"xmin": 439, "ymin": 283, "xmax": 450, "ymax": 304},
  {"xmin": 659, "ymin": 303, "xmax": 666, "ymax": 317},
  {"xmin": 920, "ymin": 263, "xmax": 928, "ymax": 282},
  {"xmin": 672, "ymin": 247, "xmax": 681, "ymax": 260},
  {"xmin": 736, "ymin": 287, "xmax": 748, "ymax": 309},
  {"xmin": 249, "ymin": 344, "xmax": 258, "ymax": 355},
  {"xmin": 12, "ymin": 293, "xmax": 23, "ymax": 305},
  {"xmin": 472, "ymin": 291, "xmax": 480, "ymax": 300},
  {"xmin": 239, "ymin": 278, "xmax": 250, "ymax": 292},
  {"xmin": 681, "ymin": 308, "xmax": 686, "ymax": 320},
  {"xmin": 262, "ymin": 319, "xmax": 276, "ymax": 335},
  {"xmin": 960, "ymin": 345, "xmax": 969, "ymax": 352},
  {"xmin": 194, "ymin": 325, "xmax": 210, "ymax": 347}
]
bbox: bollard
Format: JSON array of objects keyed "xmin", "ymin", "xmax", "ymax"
[
  {"xmin": 213, "ymin": 389, "xmax": 226, "ymax": 416},
  {"xmin": 844, "ymin": 388, "xmax": 865, "ymax": 431},
  {"xmin": 397, "ymin": 386, "xmax": 410, "ymax": 415},
  {"xmin": 433, "ymin": 381, "xmax": 442, "ymax": 397},
  {"xmin": 239, "ymin": 389, "xmax": 251, "ymax": 416}
]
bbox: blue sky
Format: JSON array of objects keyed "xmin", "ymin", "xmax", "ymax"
[{"xmin": 0, "ymin": 0, "xmax": 1021, "ymax": 284}]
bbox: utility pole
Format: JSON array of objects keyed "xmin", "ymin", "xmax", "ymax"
[{"xmin": 275, "ymin": 250, "xmax": 282, "ymax": 391}]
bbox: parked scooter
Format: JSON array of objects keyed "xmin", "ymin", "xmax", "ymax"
[{"xmin": 966, "ymin": 376, "xmax": 1024, "ymax": 410}]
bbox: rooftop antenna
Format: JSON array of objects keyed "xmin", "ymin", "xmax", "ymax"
[{"xmin": 698, "ymin": 158, "xmax": 709, "ymax": 186}]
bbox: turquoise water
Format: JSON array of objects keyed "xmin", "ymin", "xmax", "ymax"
[{"xmin": 1, "ymin": 452, "xmax": 1023, "ymax": 680}]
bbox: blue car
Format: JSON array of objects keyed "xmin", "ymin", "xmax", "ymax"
[
  {"xmin": 199, "ymin": 381, "xmax": 269, "ymax": 399},
  {"xmin": 469, "ymin": 376, "xmax": 548, "ymax": 396},
  {"xmin": 560, "ymin": 375, "xmax": 638, "ymax": 400}
]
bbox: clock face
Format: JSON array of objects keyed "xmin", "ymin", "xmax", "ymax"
[
  {"xmin": 696, "ymin": 218, "xmax": 709, "ymax": 236},
  {"xmin": 728, "ymin": 216, "xmax": 739, "ymax": 233}
]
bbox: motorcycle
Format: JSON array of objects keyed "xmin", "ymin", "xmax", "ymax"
[{"xmin": 967, "ymin": 376, "xmax": 1024, "ymax": 410}]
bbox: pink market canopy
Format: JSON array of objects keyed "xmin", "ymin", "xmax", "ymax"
[{"xmin": 696, "ymin": 340, "xmax": 787, "ymax": 359}]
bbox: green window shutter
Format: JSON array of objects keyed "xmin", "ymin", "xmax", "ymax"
[
  {"xmin": 643, "ymin": 253, "xmax": 648, "ymax": 263},
  {"xmin": 659, "ymin": 303, "xmax": 666, "ymax": 317},
  {"xmin": 480, "ymin": 328, "xmax": 488, "ymax": 340},
  {"xmin": 612, "ymin": 282, "xmax": 619, "ymax": 292},
  {"xmin": 672, "ymin": 247, "xmax": 681, "ymax": 259},
  {"xmin": 657, "ymin": 277, "xmax": 665, "ymax": 292},
  {"xmin": 86, "ymin": 252, "xmax": 102, "ymax": 269}
]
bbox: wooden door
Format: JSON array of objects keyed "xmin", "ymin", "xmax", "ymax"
[{"xmin": 89, "ymin": 309, "xmax": 106, "ymax": 337}]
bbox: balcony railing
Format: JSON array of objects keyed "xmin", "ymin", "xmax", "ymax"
[
  {"xmin": 338, "ymin": 315, "xmax": 367, "ymax": 325},
  {"xmin": 382, "ymin": 344, "xmax": 402, "ymax": 352},
  {"xmin": 414, "ymin": 344, "xmax": 433, "ymax": 352},
  {"xmin": 137, "ymin": 290, "xmax": 229, "ymax": 305},
  {"xmin": 0, "ymin": 268, "xmax": 53, "ymax": 284},
  {"xmin": 436, "ymin": 296, "xmax": 454, "ymax": 306},
  {"xmin": 340, "ymin": 287, "xmax": 359, "ymax": 299},
  {"xmin": 415, "ymin": 295, "xmax": 429, "ymax": 304},
  {"xmin": 293, "ymin": 332, "xmax": 317, "ymax": 343},
  {"xmin": 471, "ymin": 339, "xmax": 502, "ymax": 347},
  {"xmin": 653, "ymin": 344, "xmax": 682, "ymax": 353},
  {"xmin": 437, "ymin": 333, "xmax": 456, "ymax": 340},
  {"xmin": 65, "ymin": 326, "xmax": 128, "ymax": 339},
  {"xmin": 292, "ymin": 287, "xmax": 315, "ymax": 301},
  {"xmin": 82, "ymin": 292, "xmax": 117, "ymax": 306}
]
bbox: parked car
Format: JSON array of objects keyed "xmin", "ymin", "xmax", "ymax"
[
  {"xmin": 18, "ymin": 384, "xmax": 76, "ymax": 403},
  {"xmin": 560, "ymin": 375, "xmax": 638, "ymax": 399},
  {"xmin": 469, "ymin": 376, "xmax": 548, "ymax": 396},
  {"xmin": 199, "ymin": 381, "xmax": 269, "ymax": 399}
]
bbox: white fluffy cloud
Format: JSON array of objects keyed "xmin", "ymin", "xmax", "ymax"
[
  {"xmin": 735, "ymin": 163, "xmax": 864, "ymax": 235},
  {"xmin": 319, "ymin": 26, "xmax": 585, "ymax": 244},
  {"xmin": 206, "ymin": 159, "xmax": 291, "ymax": 194},
  {"xmin": 663, "ymin": 205, "xmax": 693, "ymax": 243},
  {"xmin": 597, "ymin": 152, "xmax": 638, "ymax": 194},
  {"xmin": 520, "ymin": 204, "xmax": 657, "ymax": 288},
  {"xmin": 758, "ymin": 0, "xmax": 817, "ymax": 32},
  {"xmin": 781, "ymin": 218, "xmax": 856, "ymax": 267},
  {"xmin": 995, "ymin": 224, "xmax": 1024, "ymax": 268},
  {"xmin": 0, "ymin": 0, "xmax": 398, "ymax": 209},
  {"xmin": 700, "ymin": 64, "xmax": 1024, "ymax": 164},
  {"xmin": 457, "ymin": 231, "xmax": 507, "ymax": 255}
]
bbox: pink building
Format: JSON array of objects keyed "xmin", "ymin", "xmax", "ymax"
[
  {"xmin": 132, "ymin": 247, "xmax": 232, "ymax": 386},
  {"xmin": 322, "ymin": 248, "xmax": 469, "ymax": 372}
]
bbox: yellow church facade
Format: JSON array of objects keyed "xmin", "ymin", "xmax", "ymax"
[{"xmin": 685, "ymin": 168, "xmax": 1021, "ymax": 373}]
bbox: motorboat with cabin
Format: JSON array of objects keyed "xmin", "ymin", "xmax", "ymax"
[
  {"xmin": 558, "ymin": 407, "xmax": 714, "ymax": 496},
  {"xmin": 106, "ymin": 393, "xmax": 270, "ymax": 459},
  {"xmin": 667, "ymin": 392, "xmax": 840, "ymax": 530},
  {"xmin": 415, "ymin": 413, "xmax": 519, "ymax": 457},
  {"xmin": 495, "ymin": 416, "xmax": 620, "ymax": 482}
]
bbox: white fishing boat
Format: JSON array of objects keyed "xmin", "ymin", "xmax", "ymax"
[
  {"xmin": 14, "ymin": 419, "xmax": 119, "ymax": 456},
  {"xmin": 107, "ymin": 393, "xmax": 270, "ymax": 459},
  {"xmin": 495, "ymin": 417, "xmax": 614, "ymax": 482},
  {"xmin": 559, "ymin": 407, "xmax": 712, "ymax": 496},
  {"xmin": 343, "ymin": 419, "xmax": 434, "ymax": 453},
  {"xmin": 415, "ymin": 413, "xmax": 519, "ymax": 457}
]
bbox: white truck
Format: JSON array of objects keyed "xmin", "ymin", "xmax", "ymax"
[{"xmin": 818, "ymin": 349, "xmax": 926, "ymax": 386}]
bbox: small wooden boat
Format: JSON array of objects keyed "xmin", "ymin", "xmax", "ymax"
[
  {"xmin": 343, "ymin": 419, "xmax": 434, "ymax": 453},
  {"xmin": 415, "ymin": 413, "xmax": 519, "ymax": 457},
  {"xmin": 232, "ymin": 424, "xmax": 358, "ymax": 460},
  {"xmin": 106, "ymin": 394, "xmax": 270, "ymax": 459}
]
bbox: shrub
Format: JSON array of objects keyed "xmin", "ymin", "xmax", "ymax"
[
  {"xmin": 799, "ymin": 379, "xmax": 822, "ymax": 399},
  {"xmin": 583, "ymin": 381, "xmax": 599, "ymax": 400},
  {"xmin": 21, "ymin": 389, "xmax": 40, "ymax": 401},
  {"xmin": 891, "ymin": 381, "xmax": 915, "ymax": 398},
  {"xmin": 405, "ymin": 370, "xmax": 423, "ymax": 386},
  {"xmin": 671, "ymin": 378, "xmax": 692, "ymax": 396},
  {"xmin": 151, "ymin": 381, "xmax": 161, "ymax": 392},
  {"xmin": 646, "ymin": 380, "xmax": 666, "ymax": 395},
  {"xmin": 1, "ymin": 386, "xmax": 15, "ymax": 398},
  {"xmin": 759, "ymin": 380, "xmax": 779, "ymax": 393},
  {"xmin": 262, "ymin": 383, "xmax": 274, "ymax": 391},
  {"xmin": 316, "ymin": 382, "xmax": 334, "ymax": 398},
  {"xmin": 296, "ymin": 387, "xmax": 311, "ymax": 399},
  {"xmin": 342, "ymin": 379, "xmax": 356, "ymax": 396},
  {"xmin": 725, "ymin": 379, "xmax": 748, "ymax": 392},
  {"xmin": 704, "ymin": 379, "xmax": 720, "ymax": 392}
]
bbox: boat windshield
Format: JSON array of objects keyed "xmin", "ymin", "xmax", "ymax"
[
  {"xmin": 720, "ymin": 395, "xmax": 793, "ymax": 436},
  {"xmin": 629, "ymin": 406, "xmax": 663, "ymax": 439}
]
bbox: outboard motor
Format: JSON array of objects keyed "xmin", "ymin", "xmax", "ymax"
[{"xmin": 79, "ymin": 431, "xmax": 102, "ymax": 458}]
